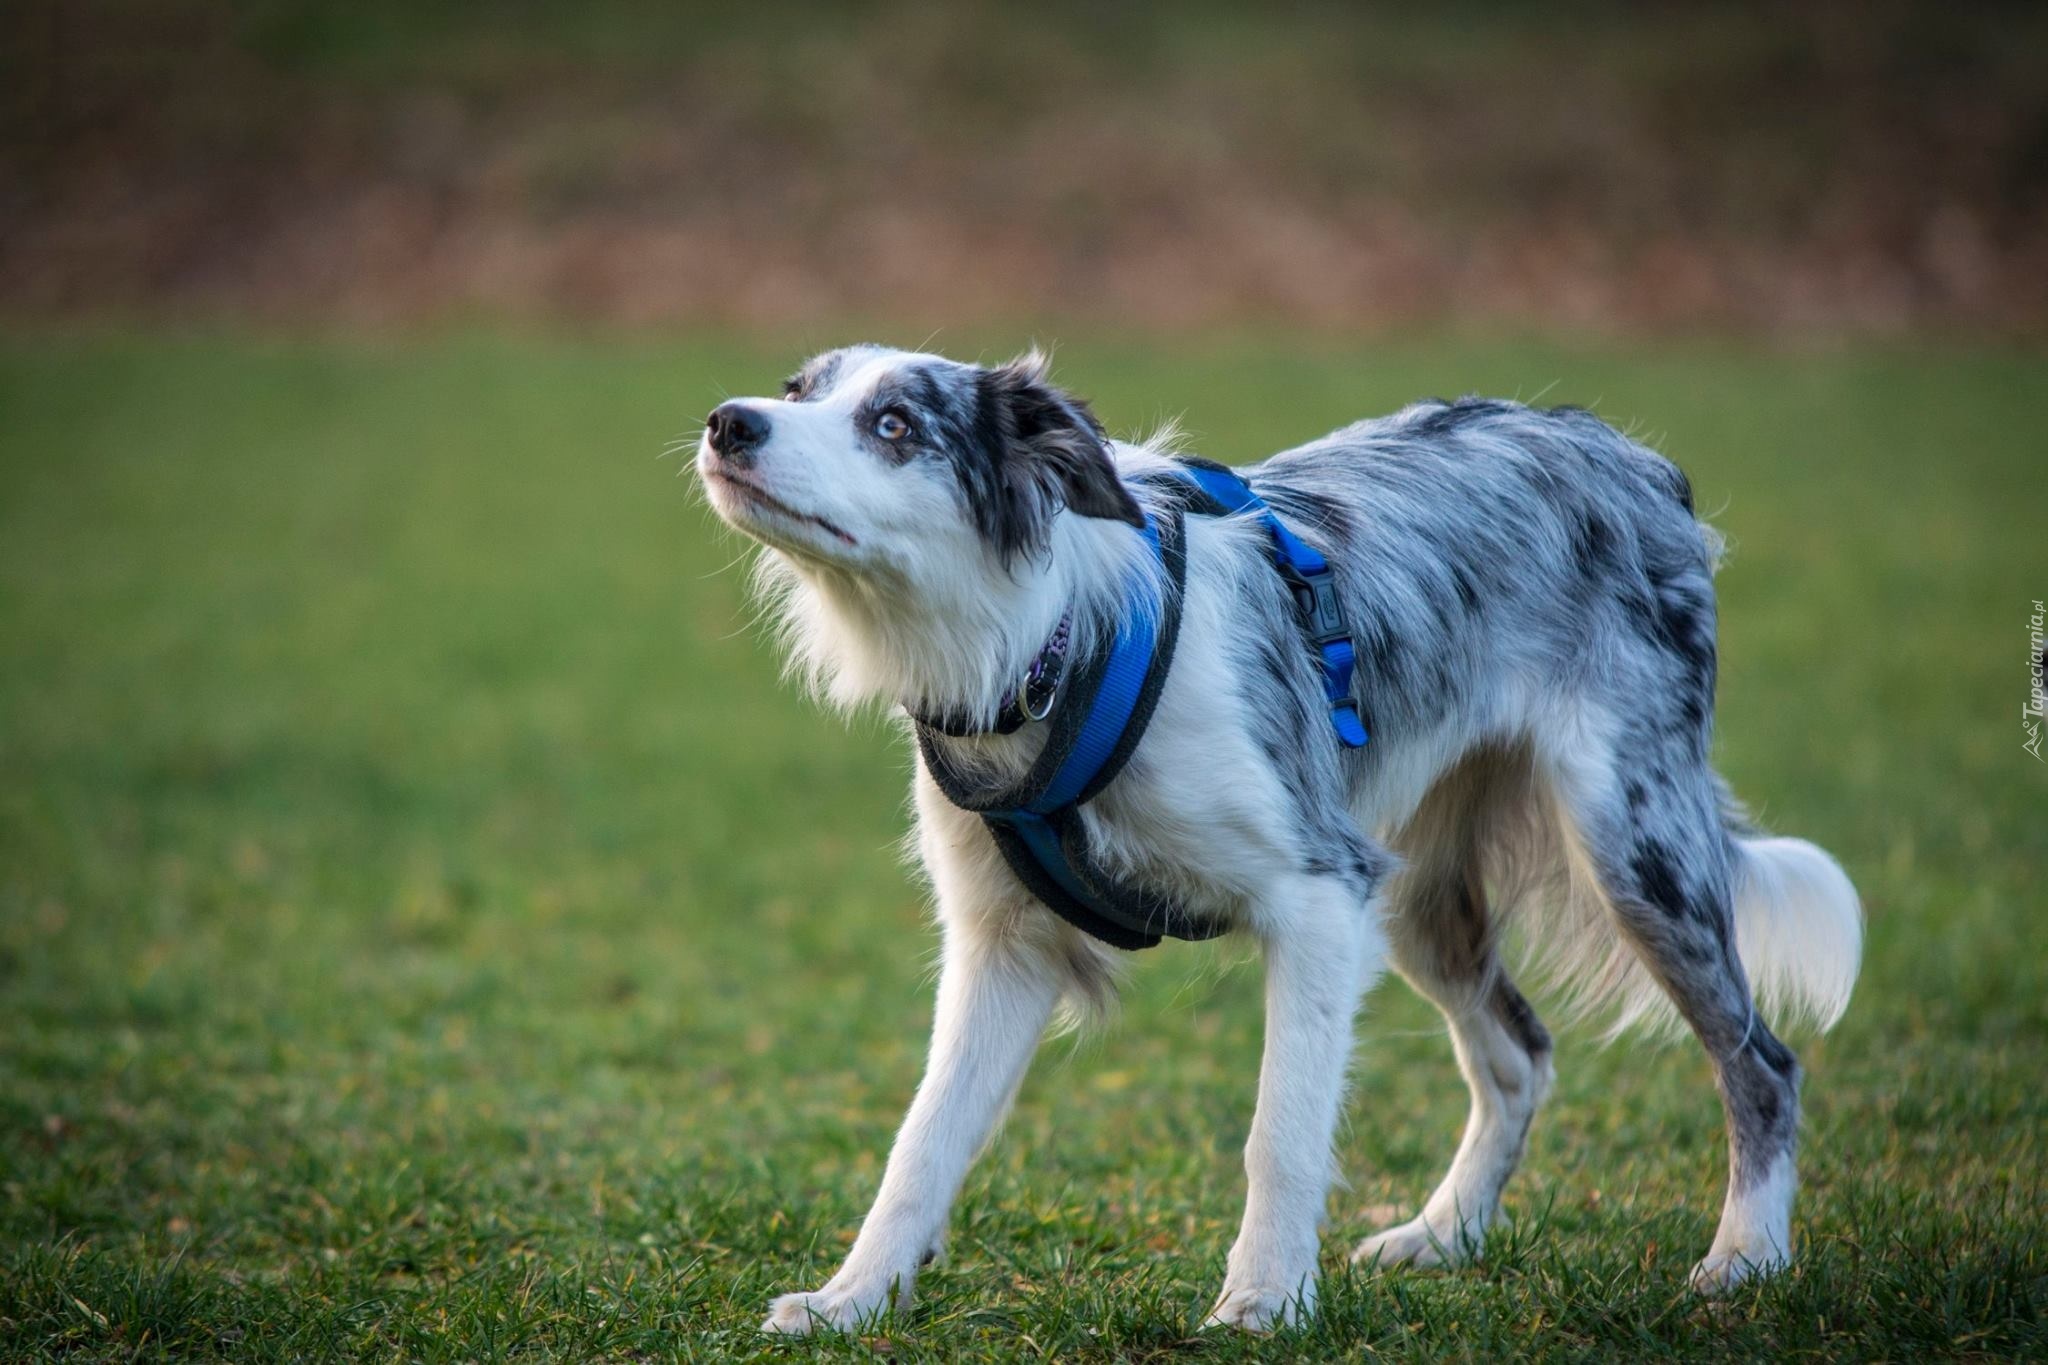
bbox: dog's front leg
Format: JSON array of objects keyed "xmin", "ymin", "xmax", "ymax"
[
  {"xmin": 1207, "ymin": 874, "xmax": 1384, "ymax": 1332},
  {"xmin": 762, "ymin": 928, "xmax": 1061, "ymax": 1336}
]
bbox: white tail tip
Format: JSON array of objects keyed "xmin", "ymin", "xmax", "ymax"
[{"xmin": 1732, "ymin": 836, "xmax": 1863, "ymax": 1034}]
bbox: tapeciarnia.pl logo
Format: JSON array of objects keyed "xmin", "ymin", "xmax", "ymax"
[{"xmin": 2027, "ymin": 599, "xmax": 2046, "ymax": 762}]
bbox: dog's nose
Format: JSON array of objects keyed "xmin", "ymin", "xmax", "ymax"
[{"xmin": 705, "ymin": 402, "xmax": 771, "ymax": 464}]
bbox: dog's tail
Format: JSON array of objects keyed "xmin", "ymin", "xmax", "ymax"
[
  {"xmin": 1728, "ymin": 833, "xmax": 1862, "ymax": 1033},
  {"xmin": 1526, "ymin": 785, "xmax": 1864, "ymax": 1041}
]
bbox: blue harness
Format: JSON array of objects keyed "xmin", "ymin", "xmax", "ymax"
[
  {"xmin": 1172, "ymin": 459, "xmax": 1370, "ymax": 749},
  {"xmin": 914, "ymin": 458, "xmax": 1367, "ymax": 950}
]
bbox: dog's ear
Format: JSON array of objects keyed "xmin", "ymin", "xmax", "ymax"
[{"xmin": 981, "ymin": 352, "xmax": 1143, "ymax": 560}]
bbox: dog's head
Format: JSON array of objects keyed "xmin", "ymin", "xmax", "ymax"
[{"xmin": 695, "ymin": 347, "xmax": 1142, "ymax": 578}]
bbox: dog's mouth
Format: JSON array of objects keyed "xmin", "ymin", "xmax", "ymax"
[{"xmin": 703, "ymin": 466, "xmax": 857, "ymax": 547}]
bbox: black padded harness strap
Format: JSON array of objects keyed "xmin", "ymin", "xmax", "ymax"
[
  {"xmin": 915, "ymin": 507, "xmax": 1226, "ymax": 949},
  {"xmin": 916, "ymin": 456, "xmax": 1368, "ymax": 952}
]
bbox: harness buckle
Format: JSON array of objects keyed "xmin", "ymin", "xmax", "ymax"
[
  {"xmin": 1283, "ymin": 566, "xmax": 1349, "ymax": 646},
  {"xmin": 1279, "ymin": 561, "xmax": 1370, "ymax": 749}
]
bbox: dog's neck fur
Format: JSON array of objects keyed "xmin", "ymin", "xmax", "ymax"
[{"xmin": 759, "ymin": 496, "xmax": 1164, "ymax": 730}]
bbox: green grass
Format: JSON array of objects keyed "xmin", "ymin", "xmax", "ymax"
[{"xmin": 1, "ymin": 331, "xmax": 2042, "ymax": 1361}]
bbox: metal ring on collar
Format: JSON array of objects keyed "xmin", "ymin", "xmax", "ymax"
[{"xmin": 1019, "ymin": 661, "xmax": 1060, "ymax": 721}]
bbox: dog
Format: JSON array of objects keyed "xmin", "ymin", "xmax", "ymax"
[{"xmin": 693, "ymin": 345, "xmax": 1862, "ymax": 1334}]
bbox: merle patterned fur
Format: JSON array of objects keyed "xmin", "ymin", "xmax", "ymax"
[{"xmin": 696, "ymin": 347, "xmax": 1862, "ymax": 1335}]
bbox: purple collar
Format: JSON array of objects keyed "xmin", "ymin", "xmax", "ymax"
[{"xmin": 911, "ymin": 609, "xmax": 1072, "ymax": 737}]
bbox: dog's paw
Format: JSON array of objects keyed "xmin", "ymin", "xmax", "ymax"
[
  {"xmin": 1350, "ymin": 1216, "xmax": 1476, "ymax": 1270},
  {"xmin": 760, "ymin": 1280, "xmax": 898, "ymax": 1336},
  {"xmin": 1202, "ymin": 1282, "xmax": 1314, "ymax": 1333},
  {"xmin": 1687, "ymin": 1247, "xmax": 1786, "ymax": 1295}
]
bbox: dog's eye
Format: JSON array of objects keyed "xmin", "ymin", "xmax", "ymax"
[
  {"xmin": 782, "ymin": 378, "xmax": 803, "ymax": 401},
  {"xmin": 873, "ymin": 410, "xmax": 912, "ymax": 441}
]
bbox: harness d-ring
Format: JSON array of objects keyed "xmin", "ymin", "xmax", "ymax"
[{"xmin": 1019, "ymin": 654, "xmax": 1061, "ymax": 721}]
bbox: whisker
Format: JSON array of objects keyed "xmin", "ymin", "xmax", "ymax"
[{"xmin": 701, "ymin": 547, "xmax": 754, "ymax": 581}]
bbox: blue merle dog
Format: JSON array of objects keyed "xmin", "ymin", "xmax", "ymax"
[{"xmin": 693, "ymin": 346, "xmax": 1862, "ymax": 1335}]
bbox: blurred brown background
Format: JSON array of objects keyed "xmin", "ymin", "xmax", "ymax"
[{"xmin": 4, "ymin": 0, "xmax": 2046, "ymax": 336}]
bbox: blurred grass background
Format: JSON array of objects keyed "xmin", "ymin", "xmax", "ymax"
[{"xmin": 1, "ymin": 2, "xmax": 2045, "ymax": 1360}]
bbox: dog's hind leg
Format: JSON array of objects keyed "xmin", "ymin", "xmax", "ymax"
[
  {"xmin": 1551, "ymin": 739, "xmax": 1804, "ymax": 1293},
  {"xmin": 1354, "ymin": 874, "xmax": 1553, "ymax": 1269},
  {"xmin": 1205, "ymin": 856, "xmax": 1389, "ymax": 1333},
  {"xmin": 1354, "ymin": 752, "xmax": 1554, "ymax": 1269}
]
